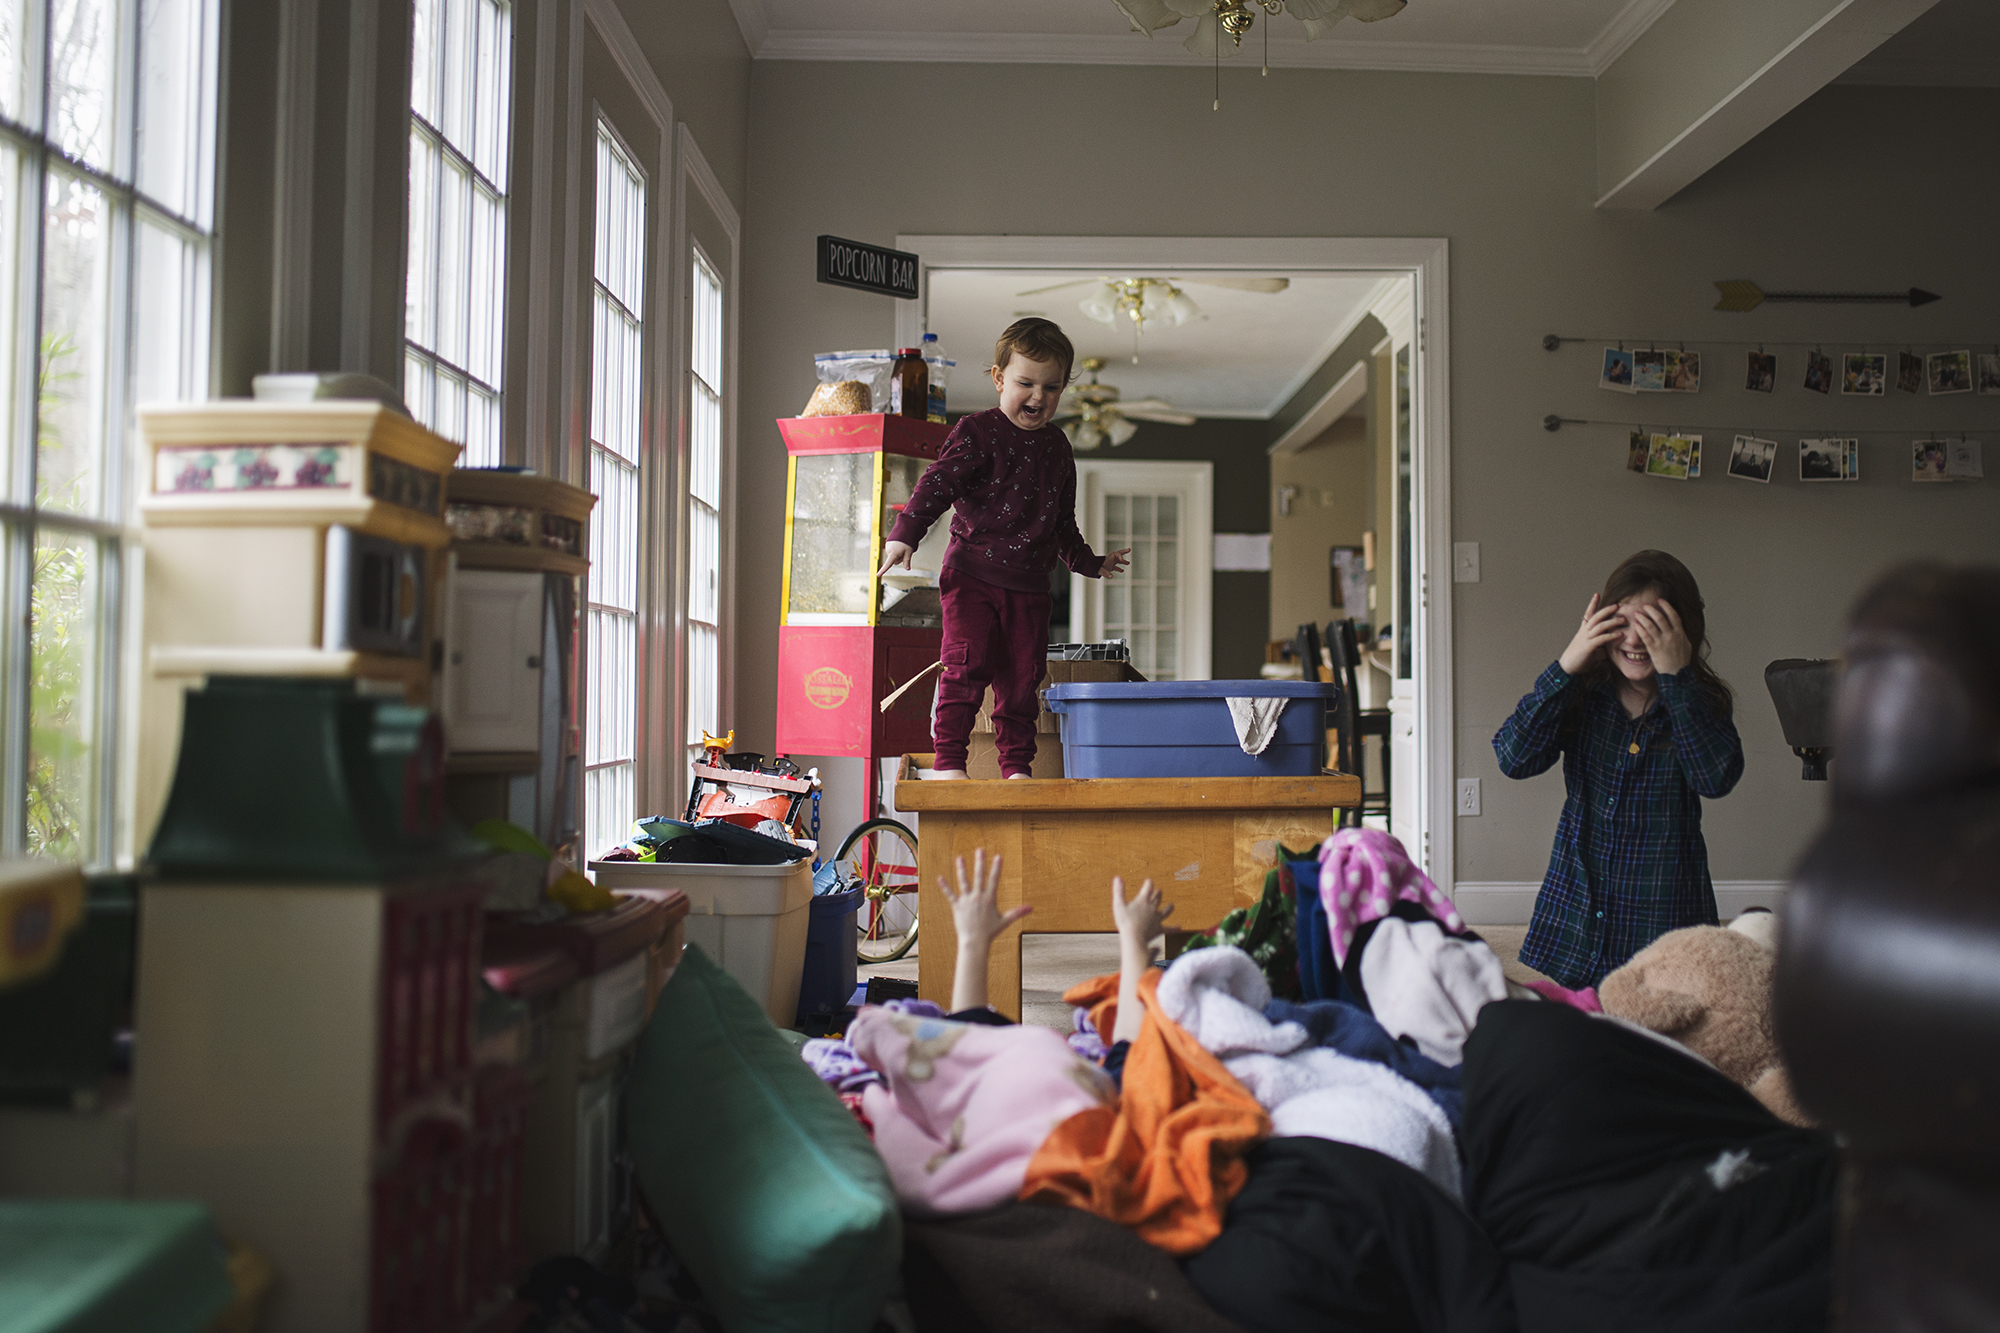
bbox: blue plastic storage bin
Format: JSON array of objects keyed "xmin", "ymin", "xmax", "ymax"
[
  {"xmin": 1044, "ymin": 680, "xmax": 1341, "ymax": 778},
  {"xmin": 797, "ymin": 883, "xmax": 863, "ymax": 1022}
]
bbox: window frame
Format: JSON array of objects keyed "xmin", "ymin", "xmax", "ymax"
[{"xmin": 2, "ymin": 0, "xmax": 220, "ymax": 864}]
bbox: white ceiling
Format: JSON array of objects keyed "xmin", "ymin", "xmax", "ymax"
[
  {"xmin": 736, "ymin": 0, "xmax": 1674, "ymax": 76},
  {"xmin": 924, "ymin": 269, "xmax": 1393, "ymax": 419}
]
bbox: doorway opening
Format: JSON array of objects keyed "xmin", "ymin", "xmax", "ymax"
[{"xmin": 900, "ymin": 236, "xmax": 1455, "ymax": 892}]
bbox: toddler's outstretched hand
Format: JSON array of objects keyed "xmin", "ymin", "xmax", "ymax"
[
  {"xmin": 941, "ymin": 849, "xmax": 1031, "ymax": 954},
  {"xmin": 877, "ymin": 540, "xmax": 915, "ymax": 577},
  {"xmin": 1111, "ymin": 876, "xmax": 1172, "ymax": 949},
  {"xmin": 1101, "ymin": 547, "xmax": 1133, "ymax": 577}
]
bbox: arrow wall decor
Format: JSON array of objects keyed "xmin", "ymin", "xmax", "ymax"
[{"xmin": 1714, "ymin": 281, "xmax": 1941, "ymax": 312}]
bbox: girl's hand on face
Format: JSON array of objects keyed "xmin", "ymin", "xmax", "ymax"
[
  {"xmin": 940, "ymin": 849, "xmax": 1031, "ymax": 951},
  {"xmin": 1101, "ymin": 548, "xmax": 1132, "ymax": 577},
  {"xmin": 1630, "ymin": 599, "xmax": 1693, "ymax": 675},
  {"xmin": 1558, "ymin": 594, "xmax": 1627, "ymax": 675},
  {"xmin": 1110, "ymin": 876, "xmax": 1172, "ymax": 950}
]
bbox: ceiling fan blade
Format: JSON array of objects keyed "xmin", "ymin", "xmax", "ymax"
[
  {"xmin": 1014, "ymin": 278, "xmax": 1099, "ymax": 297},
  {"xmin": 1116, "ymin": 398, "xmax": 1179, "ymax": 412},
  {"xmin": 1180, "ymin": 277, "xmax": 1290, "ymax": 294},
  {"xmin": 1117, "ymin": 407, "xmax": 1197, "ymax": 425}
]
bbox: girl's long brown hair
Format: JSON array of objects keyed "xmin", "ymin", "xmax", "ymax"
[{"xmin": 1576, "ymin": 549, "xmax": 1734, "ymax": 719}]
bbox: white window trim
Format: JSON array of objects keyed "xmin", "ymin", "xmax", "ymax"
[
  {"xmin": 895, "ymin": 235, "xmax": 1454, "ymax": 892},
  {"xmin": 666, "ymin": 122, "xmax": 737, "ymax": 816},
  {"xmin": 1069, "ymin": 459, "xmax": 1213, "ymax": 683}
]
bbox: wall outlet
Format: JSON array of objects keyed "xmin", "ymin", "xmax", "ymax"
[
  {"xmin": 1453, "ymin": 542, "xmax": 1481, "ymax": 583},
  {"xmin": 1456, "ymin": 778, "xmax": 1481, "ymax": 817}
]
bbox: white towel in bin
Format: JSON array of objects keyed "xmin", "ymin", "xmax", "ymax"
[{"xmin": 1226, "ymin": 696, "xmax": 1288, "ymax": 756}]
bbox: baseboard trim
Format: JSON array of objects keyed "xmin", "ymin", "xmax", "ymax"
[{"xmin": 1452, "ymin": 881, "xmax": 1789, "ymax": 926}]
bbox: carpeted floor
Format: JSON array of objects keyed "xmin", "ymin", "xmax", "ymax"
[{"xmin": 861, "ymin": 921, "xmax": 1549, "ymax": 1034}]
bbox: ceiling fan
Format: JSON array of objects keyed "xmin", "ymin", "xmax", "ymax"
[
  {"xmin": 1016, "ymin": 274, "xmax": 1289, "ymax": 362},
  {"xmin": 1057, "ymin": 357, "xmax": 1197, "ymax": 451}
]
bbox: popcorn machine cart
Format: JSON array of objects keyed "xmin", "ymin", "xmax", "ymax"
[{"xmin": 773, "ymin": 414, "xmax": 950, "ymax": 799}]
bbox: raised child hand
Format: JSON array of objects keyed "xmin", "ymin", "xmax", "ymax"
[
  {"xmin": 941, "ymin": 849, "xmax": 1031, "ymax": 955},
  {"xmin": 1629, "ymin": 598, "xmax": 1693, "ymax": 675},
  {"xmin": 877, "ymin": 540, "xmax": 915, "ymax": 578},
  {"xmin": 1558, "ymin": 594, "xmax": 1626, "ymax": 675},
  {"xmin": 1101, "ymin": 547, "xmax": 1133, "ymax": 577},
  {"xmin": 1110, "ymin": 876, "xmax": 1172, "ymax": 950}
]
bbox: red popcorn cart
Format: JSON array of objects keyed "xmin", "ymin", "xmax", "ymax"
[{"xmin": 774, "ymin": 413, "xmax": 949, "ymax": 763}]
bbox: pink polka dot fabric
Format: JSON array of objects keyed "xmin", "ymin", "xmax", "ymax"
[{"xmin": 1316, "ymin": 828, "xmax": 1463, "ymax": 966}]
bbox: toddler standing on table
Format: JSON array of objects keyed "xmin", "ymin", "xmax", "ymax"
[{"xmin": 877, "ymin": 318, "xmax": 1130, "ymax": 779}]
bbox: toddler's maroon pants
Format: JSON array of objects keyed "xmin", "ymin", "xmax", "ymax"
[{"xmin": 933, "ymin": 565, "xmax": 1049, "ymax": 776}]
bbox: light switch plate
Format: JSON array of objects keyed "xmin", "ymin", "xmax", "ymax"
[
  {"xmin": 1453, "ymin": 542, "xmax": 1481, "ymax": 583},
  {"xmin": 1456, "ymin": 778, "xmax": 1481, "ymax": 816}
]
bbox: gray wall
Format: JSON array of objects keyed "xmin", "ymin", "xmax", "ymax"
[{"xmin": 737, "ymin": 63, "xmax": 2000, "ymax": 886}]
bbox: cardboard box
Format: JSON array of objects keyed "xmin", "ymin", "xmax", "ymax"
[{"xmin": 972, "ymin": 659, "xmax": 1148, "ymax": 735}]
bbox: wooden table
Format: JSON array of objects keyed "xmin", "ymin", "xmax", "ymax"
[{"xmin": 894, "ymin": 774, "xmax": 1360, "ymax": 1019}]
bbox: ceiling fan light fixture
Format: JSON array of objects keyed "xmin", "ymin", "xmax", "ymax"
[
  {"xmin": 1106, "ymin": 416, "xmax": 1139, "ymax": 447},
  {"xmin": 1079, "ymin": 282, "xmax": 1120, "ymax": 324},
  {"xmin": 1165, "ymin": 290, "xmax": 1201, "ymax": 325}
]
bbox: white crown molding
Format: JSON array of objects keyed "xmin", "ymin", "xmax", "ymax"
[
  {"xmin": 1585, "ymin": 0, "xmax": 1679, "ymax": 78},
  {"xmin": 1261, "ymin": 274, "xmax": 1393, "ymax": 422},
  {"xmin": 728, "ymin": 0, "xmax": 770, "ymax": 57},
  {"xmin": 754, "ymin": 29, "xmax": 1595, "ymax": 75},
  {"xmin": 1453, "ymin": 881, "xmax": 1790, "ymax": 926}
]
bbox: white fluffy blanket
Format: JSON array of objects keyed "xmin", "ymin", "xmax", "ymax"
[{"xmin": 1155, "ymin": 946, "xmax": 1462, "ymax": 1200}]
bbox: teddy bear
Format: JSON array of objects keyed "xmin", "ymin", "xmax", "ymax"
[{"xmin": 1597, "ymin": 911, "xmax": 1813, "ymax": 1127}]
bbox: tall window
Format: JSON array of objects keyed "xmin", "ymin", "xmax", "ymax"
[
  {"xmin": 2, "ymin": 0, "xmax": 217, "ymax": 861},
  {"xmin": 405, "ymin": 0, "xmax": 510, "ymax": 466},
  {"xmin": 584, "ymin": 124, "xmax": 644, "ymax": 860},
  {"xmin": 685, "ymin": 249, "xmax": 721, "ymax": 759}
]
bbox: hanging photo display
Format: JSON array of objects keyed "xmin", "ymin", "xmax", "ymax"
[
  {"xmin": 1665, "ymin": 350, "xmax": 1700, "ymax": 392},
  {"xmin": 1633, "ymin": 349, "xmax": 1666, "ymax": 392},
  {"xmin": 1626, "ymin": 429, "xmax": 1651, "ymax": 473},
  {"xmin": 1928, "ymin": 350, "xmax": 1972, "ymax": 394},
  {"xmin": 1727, "ymin": 435, "xmax": 1777, "ymax": 483},
  {"xmin": 1601, "ymin": 348, "xmax": 1636, "ymax": 392},
  {"xmin": 1914, "ymin": 439, "xmax": 1983, "ymax": 481},
  {"xmin": 1803, "ymin": 350, "xmax": 1834, "ymax": 394},
  {"xmin": 1800, "ymin": 438, "xmax": 1858, "ymax": 481},
  {"xmin": 1842, "ymin": 353, "xmax": 1886, "ymax": 396},
  {"xmin": 1746, "ymin": 351, "xmax": 1776, "ymax": 393},
  {"xmin": 1645, "ymin": 433, "xmax": 1700, "ymax": 479},
  {"xmin": 1978, "ymin": 353, "xmax": 2000, "ymax": 395},
  {"xmin": 1898, "ymin": 352, "xmax": 1924, "ymax": 394}
]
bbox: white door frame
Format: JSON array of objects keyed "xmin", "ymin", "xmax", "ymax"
[
  {"xmin": 1071, "ymin": 459, "xmax": 1214, "ymax": 683},
  {"xmin": 897, "ymin": 236, "xmax": 1456, "ymax": 894}
]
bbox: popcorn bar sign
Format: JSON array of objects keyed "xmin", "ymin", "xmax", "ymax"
[{"xmin": 817, "ymin": 235, "xmax": 919, "ymax": 299}]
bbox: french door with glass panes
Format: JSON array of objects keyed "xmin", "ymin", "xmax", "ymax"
[{"xmin": 1069, "ymin": 460, "xmax": 1213, "ymax": 682}]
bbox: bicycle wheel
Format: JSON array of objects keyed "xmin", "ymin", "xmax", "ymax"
[{"xmin": 839, "ymin": 817, "xmax": 921, "ymax": 965}]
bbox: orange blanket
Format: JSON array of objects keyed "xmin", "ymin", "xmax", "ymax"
[{"xmin": 1019, "ymin": 968, "xmax": 1270, "ymax": 1254}]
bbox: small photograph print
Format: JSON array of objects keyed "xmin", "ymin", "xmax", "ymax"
[
  {"xmin": 1746, "ymin": 351, "xmax": 1776, "ymax": 393},
  {"xmin": 1728, "ymin": 434, "xmax": 1777, "ymax": 483},
  {"xmin": 1842, "ymin": 353, "xmax": 1886, "ymax": 396},
  {"xmin": 1979, "ymin": 353, "xmax": 2000, "ymax": 395},
  {"xmin": 1801, "ymin": 438, "xmax": 1848, "ymax": 481},
  {"xmin": 1898, "ymin": 351, "xmax": 1923, "ymax": 394},
  {"xmin": 1646, "ymin": 432, "xmax": 1692, "ymax": 480},
  {"xmin": 1847, "ymin": 439, "xmax": 1860, "ymax": 479},
  {"xmin": 1684, "ymin": 434, "xmax": 1702, "ymax": 478},
  {"xmin": 1945, "ymin": 439, "xmax": 1983, "ymax": 479},
  {"xmin": 1928, "ymin": 350, "xmax": 1973, "ymax": 394},
  {"xmin": 1804, "ymin": 350, "xmax": 1833, "ymax": 395},
  {"xmin": 1913, "ymin": 439, "xmax": 1950, "ymax": 482},
  {"xmin": 1667, "ymin": 351, "xmax": 1701, "ymax": 393},
  {"xmin": 1601, "ymin": 347, "xmax": 1637, "ymax": 392},
  {"xmin": 1626, "ymin": 429, "xmax": 1651, "ymax": 473},
  {"xmin": 1633, "ymin": 350, "xmax": 1667, "ymax": 392}
]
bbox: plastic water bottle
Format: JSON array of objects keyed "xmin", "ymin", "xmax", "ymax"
[{"xmin": 922, "ymin": 332, "xmax": 953, "ymax": 423}]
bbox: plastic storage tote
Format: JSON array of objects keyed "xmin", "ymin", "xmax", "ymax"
[
  {"xmin": 591, "ymin": 858, "xmax": 813, "ymax": 1026},
  {"xmin": 797, "ymin": 884, "xmax": 863, "ymax": 1023},
  {"xmin": 1044, "ymin": 680, "xmax": 1342, "ymax": 778}
]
